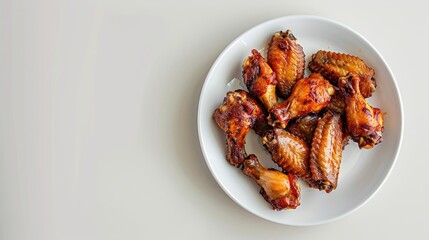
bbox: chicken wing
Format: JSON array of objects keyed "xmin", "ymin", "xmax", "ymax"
[
  {"xmin": 338, "ymin": 74, "xmax": 384, "ymax": 149},
  {"xmin": 308, "ymin": 111, "xmax": 343, "ymax": 193},
  {"xmin": 268, "ymin": 73, "xmax": 335, "ymax": 128},
  {"xmin": 213, "ymin": 90, "xmax": 264, "ymax": 166},
  {"xmin": 286, "ymin": 114, "xmax": 319, "ymax": 145},
  {"xmin": 308, "ymin": 50, "xmax": 376, "ymax": 98},
  {"xmin": 267, "ymin": 29, "xmax": 305, "ymax": 98},
  {"xmin": 242, "ymin": 154, "xmax": 301, "ymax": 210},
  {"xmin": 262, "ymin": 128, "xmax": 310, "ymax": 179},
  {"xmin": 242, "ymin": 49, "xmax": 278, "ymax": 110}
]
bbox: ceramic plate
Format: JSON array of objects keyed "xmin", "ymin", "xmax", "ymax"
[{"xmin": 197, "ymin": 15, "xmax": 403, "ymax": 226}]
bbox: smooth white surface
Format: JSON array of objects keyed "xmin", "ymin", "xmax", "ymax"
[
  {"xmin": 0, "ymin": 0, "xmax": 427, "ymax": 239},
  {"xmin": 198, "ymin": 15, "xmax": 402, "ymax": 226}
]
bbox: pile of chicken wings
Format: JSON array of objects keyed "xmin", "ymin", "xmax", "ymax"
[{"xmin": 213, "ymin": 29, "xmax": 384, "ymax": 211}]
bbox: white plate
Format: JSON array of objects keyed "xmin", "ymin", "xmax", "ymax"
[{"xmin": 197, "ymin": 15, "xmax": 403, "ymax": 226}]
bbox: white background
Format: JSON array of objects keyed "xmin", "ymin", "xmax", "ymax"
[{"xmin": 0, "ymin": 0, "xmax": 427, "ymax": 239}]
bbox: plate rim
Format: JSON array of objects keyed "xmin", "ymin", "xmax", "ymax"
[{"xmin": 197, "ymin": 14, "xmax": 404, "ymax": 226}]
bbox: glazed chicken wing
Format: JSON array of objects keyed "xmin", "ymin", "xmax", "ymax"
[
  {"xmin": 242, "ymin": 49, "xmax": 278, "ymax": 110},
  {"xmin": 267, "ymin": 30, "xmax": 305, "ymax": 98},
  {"xmin": 268, "ymin": 73, "xmax": 335, "ymax": 128},
  {"xmin": 242, "ymin": 154, "xmax": 301, "ymax": 210},
  {"xmin": 308, "ymin": 111, "xmax": 343, "ymax": 193},
  {"xmin": 213, "ymin": 90, "xmax": 264, "ymax": 166},
  {"xmin": 262, "ymin": 128, "xmax": 310, "ymax": 179},
  {"xmin": 339, "ymin": 74, "xmax": 384, "ymax": 149},
  {"xmin": 308, "ymin": 50, "xmax": 376, "ymax": 98}
]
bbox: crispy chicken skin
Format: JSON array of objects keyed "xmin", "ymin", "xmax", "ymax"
[
  {"xmin": 213, "ymin": 90, "xmax": 264, "ymax": 166},
  {"xmin": 324, "ymin": 90, "xmax": 346, "ymax": 115},
  {"xmin": 242, "ymin": 49, "xmax": 278, "ymax": 110},
  {"xmin": 286, "ymin": 114, "xmax": 319, "ymax": 145},
  {"xmin": 308, "ymin": 111, "xmax": 343, "ymax": 193},
  {"xmin": 262, "ymin": 128, "xmax": 310, "ymax": 179},
  {"xmin": 253, "ymin": 110, "xmax": 273, "ymax": 137},
  {"xmin": 242, "ymin": 154, "xmax": 301, "ymax": 210},
  {"xmin": 268, "ymin": 73, "xmax": 335, "ymax": 128},
  {"xmin": 338, "ymin": 74, "xmax": 384, "ymax": 149},
  {"xmin": 308, "ymin": 50, "xmax": 376, "ymax": 98},
  {"xmin": 267, "ymin": 30, "xmax": 305, "ymax": 98}
]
